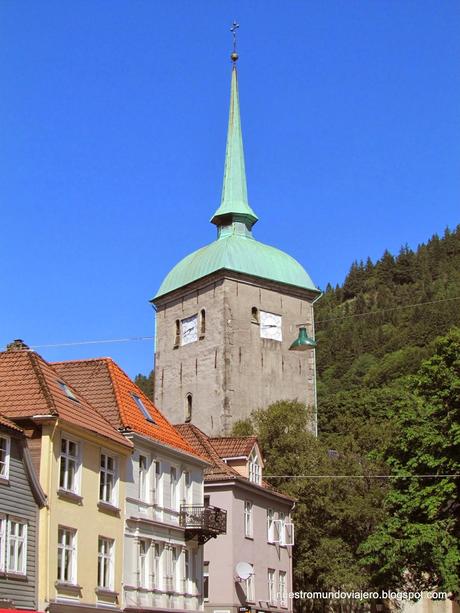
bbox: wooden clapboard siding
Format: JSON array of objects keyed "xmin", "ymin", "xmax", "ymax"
[
  {"xmin": 0, "ymin": 434, "xmax": 40, "ymax": 610},
  {"xmin": 27, "ymin": 434, "xmax": 42, "ymax": 478}
]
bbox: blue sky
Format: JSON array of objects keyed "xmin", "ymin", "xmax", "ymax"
[{"xmin": 1, "ymin": 1, "xmax": 459, "ymax": 378}]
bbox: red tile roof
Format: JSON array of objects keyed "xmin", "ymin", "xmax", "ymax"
[
  {"xmin": 175, "ymin": 424, "xmax": 294, "ymax": 501},
  {"xmin": 53, "ymin": 358, "xmax": 203, "ymax": 460},
  {"xmin": 209, "ymin": 436, "xmax": 257, "ymax": 458},
  {"xmin": 0, "ymin": 350, "xmax": 131, "ymax": 448},
  {"xmin": 0, "ymin": 412, "xmax": 23, "ymax": 433}
]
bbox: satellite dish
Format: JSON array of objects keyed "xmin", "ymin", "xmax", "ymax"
[{"xmin": 235, "ymin": 561, "xmax": 253, "ymax": 581}]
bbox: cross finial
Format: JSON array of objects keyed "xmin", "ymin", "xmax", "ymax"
[{"xmin": 230, "ymin": 21, "xmax": 239, "ymax": 62}]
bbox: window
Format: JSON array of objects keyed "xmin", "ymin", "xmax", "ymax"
[
  {"xmin": 268, "ymin": 569, "xmax": 276, "ymax": 604},
  {"xmin": 131, "ymin": 394, "xmax": 156, "ymax": 424},
  {"xmin": 7, "ymin": 519, "xmax": 27, "ymax": 575},
  {"xmin": 100, "ymin": 453, "xmax": 117, "ymax": 505},
  {"xmin": 174, "ymin": 320, "xmax": 180, "ymax": 346},
  {"xmin": 154, "ymin": 461, "xmax": 161, "ymax": 505},
  {"xmin": 0, "ymin": 516, "xmax": 5, "ymax": 572},
  {"xmin": 170, "ymin": 467, "xmax": 178, "ymax": 511},
  {"xmin": 184, "ymin": 471, "xmax": 192, "ymax": 505},
  {"xmin": 0, "ymin": 435, "xmax": 10, "ymax": 479},
  {"xmin": 204, "ymin": 495, "xmax": 210, "ymax": 508},
  {"xmin": 138, "ymin": 454, "xmax": 148, "ymax": 501},
  {"xmin": 267, "ymin": 509, "xmax": 275, "ymax": 543},
  {"xmin": 184, "ymin": 549, "xmax": 191, "ymax": 593},
  {"xmin": 279, "ymin": 512, "xmax": 286, "ymax": 546},
  {"xmin": 139, "ymin": 539, "xmax": 150, "ymax": 588},
  {"xmin": 244, "ymin": 566, "xmax": 255, "ymax": 602},
  {"xmin": 58, "ymin": 381, "xmax": 79, "ymax": 402},
  {"xmin": 59, "ymin": 437, "xmax": 80, "ymax": 493},
  {"xmin": 251, "ymin": 307, "xmax": 259, "ymax": 324},
  {"xmin": 98, "ymin": 537, "xmax": 114, "ymax": 590},
  {"xmin": 57, "ymin": 527, "xmax": 77, "ymax": 584},
  {"xmin": 203, "ymin": 561, "xmax": 209, "ymax": 600},
  {"xmin": 153, "ymin": 542, "xmax": 162, "ymax": 589},
  {"xmin": 185, "ymin": 394, "xmax": 192, "ymax": 423},
  {"xmin": 279, "ymin": 571, "xmax": 287, "ymax": 607},
  {"xmin": 171, "ymin": 546, "xmax": 179, "ymax": 592},
  {"xmin": 200, "ymin": 309, "xmax": 206, "ymax": 336},
  {"xmin": 244, "ymin": 501, "xmax": 253, "ymax": 538},
  {"xmin": 248, "ymin": 448, "xmax": 261, "ymax": 485}
]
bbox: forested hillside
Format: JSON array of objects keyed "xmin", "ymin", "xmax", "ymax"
[{"xmin": 315, "ymin": 225, "xmax": 460, "ymax": 435}]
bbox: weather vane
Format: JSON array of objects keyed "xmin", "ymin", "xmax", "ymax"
[{"xmin": 230, "ymin": 20, "xmax": 239, "ymax": 62}]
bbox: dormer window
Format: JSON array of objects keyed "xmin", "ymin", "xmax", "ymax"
[
  {"xmin": 248, "ymin": 448, "xmax": 261, "ymax": 485},
  {"xmin": 58, "ymin": 381, "xmax": 79, "ymax": 402},
  {"xmin": 131, "ymin": 394, "xmax": 156, "ymax": 424}
]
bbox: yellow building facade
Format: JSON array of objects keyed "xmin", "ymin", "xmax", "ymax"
[{"xmin": 37, "ymin": 418, "xmax": 131, "ymax": 613}]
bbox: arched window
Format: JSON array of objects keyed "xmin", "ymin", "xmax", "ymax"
[
  {"xmin": 174, "ymin": 320, "xmax": 180, "ymax": 346},
  {"xmin": 185, "ymin": 394, "xmax": 192, "ymax": 423},
  {"xmin": 251, "ymin": 307, "xmax": 259, "ymax": 324},
  {"xmin": 200, "ymin": 309, "xmax": 206, "ymax": 337}
]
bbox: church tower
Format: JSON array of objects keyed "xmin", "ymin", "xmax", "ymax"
[{"xmin": 152, "ymin": 51, "xmax": 321, "ymax": 436}]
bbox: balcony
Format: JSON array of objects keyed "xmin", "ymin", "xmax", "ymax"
[{"xmin": 180, "ymin": 505, "xmax": 227, "ymax": 544}]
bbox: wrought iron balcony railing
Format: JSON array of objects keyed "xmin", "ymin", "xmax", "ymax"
[{"xmin": 180, "ymin": 504, "xmax": 227, "ymax": 544}]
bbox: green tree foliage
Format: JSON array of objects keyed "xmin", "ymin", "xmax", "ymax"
[
  {"xmin": 360, "ymin": 328, "xmax": 460, "ymax": 594},
  {"xmin": 134, "ymin": 369, "xmax": 155, "ymax": 399},
  {"xmin": 232, "ymin": 402, "xmax": 389, "ymax": 600}
]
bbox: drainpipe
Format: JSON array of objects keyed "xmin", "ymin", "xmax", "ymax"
[{"xmin": 311, "ymin": 293, "xmax": 323, "ymax": 437}]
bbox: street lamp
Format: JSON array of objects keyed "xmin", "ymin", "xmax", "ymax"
[{"xmin": 289, "ymin": 326, "xmax": 317, "ymax": 351}]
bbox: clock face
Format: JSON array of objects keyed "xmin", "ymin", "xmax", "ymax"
[
  {"xmin": 181, "ymin": 314, "xmax": 198, "ymax": 345},
  {"xmin": 260, "ymin": 311, "xmax": 282, "ymax": 341}
]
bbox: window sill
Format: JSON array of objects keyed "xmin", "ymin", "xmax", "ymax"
[
  {"xmin": 0, "ymin": 475, "xmax": 10, "ymax": 485},
  {"xmin": 57, "ymin": 488, "xmax": 83, "ymax": 504},
  {"xmin": 98, "ymin": 500, "xmax": 121, "ymax": 515},
  {"xmin": 244, "ymin": 535, "xmax": 254, "ymax": 540},
  {"xmin": 55, "ymin": 580, "xmax": 82, "ymax": 592},
  {"xmin": 3, "ymin": 571, "xmax": 27, "ymax": 580},
  {"xmin": 95, "ymin": 587, "xmax": 118, "ymax": 597}
]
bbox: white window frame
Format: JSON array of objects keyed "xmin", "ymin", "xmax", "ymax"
[
  {"xmin": 274, "ymin": 512, "xmax": 286, "ymax": 545},
  {"xmin": 138, "ymin": 538, "xmax": 150, "ymax": 589},
  {"xmin": 203, "ymin": 561, "xmax": 209, "ymax": 601},
  {"xmin": 184, "ymin": 548, "xmax": 191, "ymax": 594},
  {"xmin": 0, "ymin": 435, "xmax": 11, "ymax": 480},
  {"xmin": 59, "ymin": 435, "xmax": 81, "ymax": 494},
  {"xmin": 279, "ymin": 571, "xmax": 287, "ymax": 607},
  {"xmin": 244, "ymin": 566, "xmax": 255, "ymax": 602},
  {"xmin": 171, "ymin": 545, "xmax": 180, "ymax": 592},
  {"xmin": 248, "ymin": 448, "xmax": 261, "ymax": 485},
  {"xmin": 153, "ymin": 542, "xmax": 162, "ymax": 590},
  {"xmin": 98, "ymin": 537, "xmax": 114, "ymax": 590},
  {"xmin": 267, "ymin": 509, "xmax": 275, "ymax": 543},
  {"xmin": 99, "ymin": 451, "xmax": 118, "ymax": 506},
  {"xmin": 184, "ymin": 470, "xmax": 193, "ymax": 505},
  {"xmin": 268, "ymin": 568, "xmax": 276, "ymax": 605},
  {"xmin": 138, "ymin": 453, "xmax": 149, "ymax": 502},
  {"xmin": 0, "ymin": 515, "xmax": 5, "ymax": 572},
  {"xmin": 57, "ymin": 526, "xmax": 77, "ymax": 584},
  {"xmin": 244, "ymin": 501, "xmax": 253, "ymax": 538},
  {"xmin": 170, "ymin": 466, "xmax": 178, "ymax": 512},
  {"xmin": 154, "ymin": 460, "xmax": 162, "ymax": 506},
  {"xmin": 7, "ymin": 517, "xmax": 27, "ymax": 575}
]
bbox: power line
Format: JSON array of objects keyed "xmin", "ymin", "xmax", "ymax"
[
  {"xmin": 2, "ymin": 296, "xmax": 459, "ymax": 352},
  {"xmin": 316, "ymin": 296, "xmax": 460, "ymax": 325},
  {"xmin": 263, "ymin": 474, "xmax": 460, "ymax": 479}
]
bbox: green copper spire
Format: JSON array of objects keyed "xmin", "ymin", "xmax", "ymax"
[{"xmin": 211, "ymin": 62, "xmax": 258, "ymax": 228}]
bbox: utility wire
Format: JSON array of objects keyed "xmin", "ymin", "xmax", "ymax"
[
  {"xmin": 263, "ymin": 474, "xmax": 460, "ymax": 479},
  {"xmin": 315, "ymin": 296, "xmax": 460, "ymax": 325},
  {"xmin": 2, "ymin": 295, "xmax": 459, "ymax": 351}
]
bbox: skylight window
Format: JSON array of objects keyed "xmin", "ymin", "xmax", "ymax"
[
  {"xmin": 58, "ymin": 381, "xmax": 79, "ymax": 402},
  {"xmin": 131, "ymin": 394, "xmax": 156, "ymax": 424}
]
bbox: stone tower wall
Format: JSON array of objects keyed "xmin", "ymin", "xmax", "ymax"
[{"xmin": 154, "ymin": 272, "xmax": 316, "ymax": 435}]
